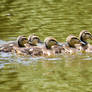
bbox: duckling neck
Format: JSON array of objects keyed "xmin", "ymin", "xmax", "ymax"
[{"xmin": 80, "ymin": 37, "xmax": 88, "ymax": 46}]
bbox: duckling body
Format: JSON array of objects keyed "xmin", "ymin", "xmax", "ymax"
[
  {"xmin": 13, "ymin": 45, "xmax": 43, "ymax": 56},
  {"xmin": 0, "ymin": 41, "xmax": 18, "ymax": 52},
  {"xmin": 51, "ymin": 45, "xmax": 65, "ymax": 54},
  {"xmin": 28, "ymin": 47, "xmax": 43, "ymax": 56}
]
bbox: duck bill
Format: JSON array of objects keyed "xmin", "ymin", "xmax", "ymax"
[
  {"xmin": 39, "ymin": 40, "xmax": 44, "ymax": 44},
  {"xmin": 24, "ymin": 43, "xmax": 30, "ymax": 48},
  {"xmin": 36, "ymin": 41, "xmax": 44, "ymax": 46},
  {"xmin": 28, "ymin": 41, "xmax": 32, "ymax": 44},
  {"xmin": 24, "ymin": 41, "xmax": 30, "ymax": 47},
  {"xmin": 56, "ymin": 42, "xmax": 63, "ymax": 46},
  {"xmin": 79, "ymin": 41, "xmax": 86, "ymax": 45}
]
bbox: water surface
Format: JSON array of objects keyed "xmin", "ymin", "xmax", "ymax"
[{"xmin": 0, "ymin": 0, "xmax": 92, "ymax": 92}]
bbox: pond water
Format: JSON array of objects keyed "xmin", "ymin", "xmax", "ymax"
[{"xmin": 0, "ymin": 0, "xmax": 92, "ymax": 92}]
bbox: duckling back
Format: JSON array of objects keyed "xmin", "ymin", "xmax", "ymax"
[{"xmin": 0, "ymin": 42, "xmax": 17, "ymax": 52}]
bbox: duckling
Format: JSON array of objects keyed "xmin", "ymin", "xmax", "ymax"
[
  {"xmin": 16, "ymin": 35, "xmax": 28, "ymax": 47},
  {"xmin": 42, "ymin": 37, "xmax": 64, "ymax": 56},
  {"xmin": 77, "ymin": 30, "xmax": 92, "ymax": 52},
  {"xmin": 12, "ymin": 36, "xmax": 29, "ymax": 55},
  {"xmin": 64, "ymin": 35, "xmax": 83, "ymax": 54},
  {"xmin": 27, "ymin": 34, "xmax": 43, "ymax": 47},
  {"xmin": 0, "ymin": 36, "xmax": 24, "ymax": 52},
  {"xmin": 0, "ymin": 36, "xmax": 28, "ymax": 53}
]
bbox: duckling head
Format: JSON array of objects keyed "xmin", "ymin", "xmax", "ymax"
[
  {"xmin": 28, "ymin": 34, "xmax": 41, "ymax": 46},
  {"xmin": 79, "ymin": 30, "xmax": 92, "ymax": 41},
  {"xmin": 44, "ymin": 37, "xmax": 59, "ymax": 49},
  {"xmin": 17, "ymin": 36, "xmax": 28, "ymax": 47},
  {"xmin": 66, "ymin": 35, "xmax": 81, "ymax": 48}
]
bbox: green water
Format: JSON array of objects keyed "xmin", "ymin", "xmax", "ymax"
[{"xmin": 0, "ymin": 0, "xmax": 92, "ymax": 92}]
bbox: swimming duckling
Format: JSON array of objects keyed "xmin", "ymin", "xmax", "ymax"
[
  {"xmin": 27, "ymin": 34, "xmax": 42, "ymax": 47},
  {"xmin": 0, "ymin": 36, "xmax": 27, "ymax": 52},
  {"xmin": 12, "ymin": 36, "xmax": 29, "ymax": 55},
  {"xmin": 77, "ymin": 30, "xmax": 92, "ymax": 52},
  {"xmin": 42, "ymin": 37, "xmax": 64, "ymax": 56},
  {"xmin": 64, "ymin": 35, "xmax": 83, "ymax": 54}
]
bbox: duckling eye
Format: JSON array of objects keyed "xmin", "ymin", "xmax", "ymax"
[
  {"xmin": 23, "ymin": 38, "xmax": 27, "ymax": 40},
  {"xmin": 22, "ymin": 38, "xmax": 28, "ymax": 43}
]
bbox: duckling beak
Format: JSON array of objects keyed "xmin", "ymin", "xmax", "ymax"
[
  {"xmin": 28, "ymin": 41, "xmax": 31, "ymax": 44},
  {"xmin": 38, "ymin": 40, "xmax": 44, "ymax": 44},
  {"xmin": 56, "ymin": 42, "xmax": 63, "ymax": 46},
  {"xmin": 37, "ymin": 41, "xmax": 44, "ymax": 46},
  {"xmin": 23, "ymin": 40, "xmax": 29, "ymax": 45},
  {"xmin": 24, "ymin": 41, "xmax": 31, "ymax": 48},
  {"xmin": 79, "ymin": 41, "xmax": 86, "ymax": 45}
]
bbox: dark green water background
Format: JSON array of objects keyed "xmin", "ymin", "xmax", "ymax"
[{"xmin": 0, "ymin": 0, "xmax": 92, "ymax": 92}]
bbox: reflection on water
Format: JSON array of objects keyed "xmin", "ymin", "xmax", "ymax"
[{"xmin": 0, "ymin": 0, "xmax": 92, "ymax": 92}]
